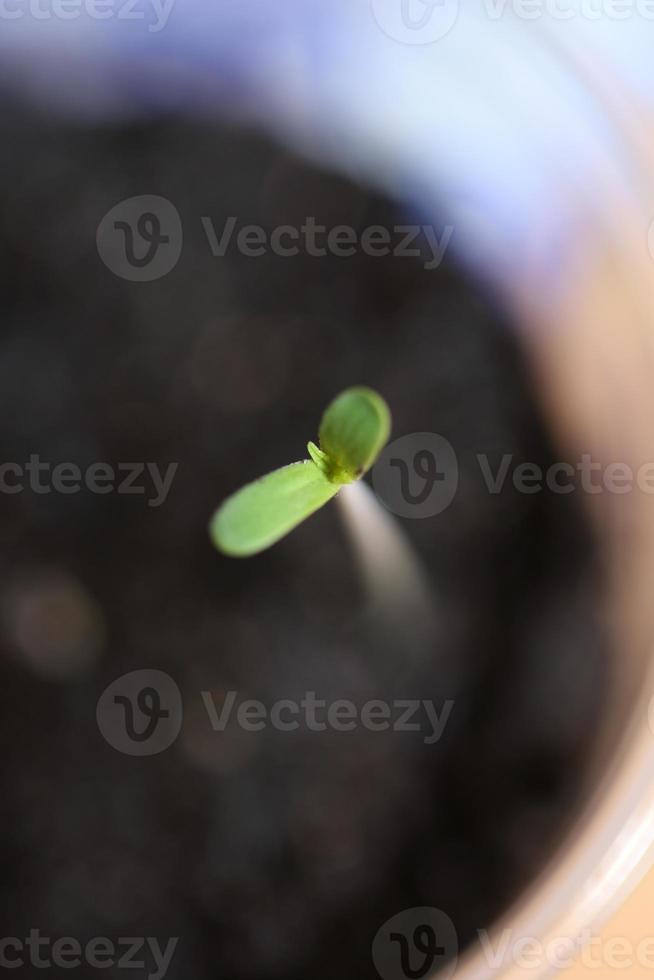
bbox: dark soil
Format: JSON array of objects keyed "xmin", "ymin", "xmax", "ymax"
[{"xmin": 0, "ymin": 103, "xmax": 608, "ymax": 979}]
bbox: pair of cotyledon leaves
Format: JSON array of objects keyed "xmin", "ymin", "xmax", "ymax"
[{"xmin": 210, "ymin": 387, "xmax": 390, "ymax": 557}]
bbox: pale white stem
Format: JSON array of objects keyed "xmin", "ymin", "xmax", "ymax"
[{"xmin": 336, "ymin": 480, "xmax": 435, "ymax": 640}]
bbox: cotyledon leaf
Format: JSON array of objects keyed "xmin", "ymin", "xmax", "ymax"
[
  {"xmin": 318, "ymin": 386, "xmax": 391, "ymax": 482},
  {"xmin": 210, "ymin": 386, "xmax": 391, "ymax": 557},
  {"xmin": 210, "ymin": 460, "xmax": 340, "ymax": 557}
]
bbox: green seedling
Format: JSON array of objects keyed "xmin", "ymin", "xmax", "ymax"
[{"xmin": 210, "ymin": 386, "xmax": 391, "ymax": 557}]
